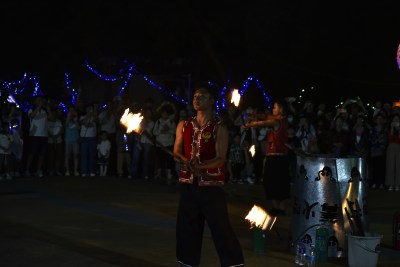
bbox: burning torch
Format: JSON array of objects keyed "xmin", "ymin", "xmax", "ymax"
[
  {"xmin": 120, "ymin": 108, "xmax": 174, "ymax": 157},
  {"xmin": 245, "ymin": 205, "xmax": 277, "ymax": 253}
]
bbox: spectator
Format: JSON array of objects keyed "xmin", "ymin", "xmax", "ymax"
[
  {"xmin": 25, "ymin": 96, "xmax": 49, "ymax": 177},
  {"xmin": 47, "ymin": 109, "xmax": 64, "ymax": 176},
  {"xmin": 153, "ymin": 104, "xmax": 176, "ymax": 184},
  {"xmin": 385, "ymin": 113, "xmax": 400, "ymax": 191},
  {"xmin": 369, "ymin": 112, "xmax": 388, "ymax": 189},
  {"xmin": 97, "ymin": 131, "xmax": 111, "ymax": 176},
  {"xmin": 64, "ymin": 106, "xmax": 80, "ymax": 176},
  {"xmin": 79, "ymin": 104, "xmax": 98, "ymax": 177},
  {"xmin": 0, "ymin": 121, "xmax": 14, "ymax": 179}
]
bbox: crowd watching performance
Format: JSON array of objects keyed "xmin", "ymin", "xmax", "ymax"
[{"xmin": 1, "ymin": 84, "xmax": 400, "ymax": 195}]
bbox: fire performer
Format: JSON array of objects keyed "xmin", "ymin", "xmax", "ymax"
[
  {"xmin": 243, "ymin": 100, "xmax": 290, "ymax": 216},
  {"xmin": 173, "ymin": 86, "xmax": 244, "ymax": 267}
]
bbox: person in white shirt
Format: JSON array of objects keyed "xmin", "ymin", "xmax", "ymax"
[{"xmin": 25, "ymin": 96, "xmax": 48, "ymax": 177}]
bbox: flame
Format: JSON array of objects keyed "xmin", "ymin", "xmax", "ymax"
[
  {"xmin": 249, "ymin": 145, "xmax": 255, "ymax": 157},
  {"xmin": 231, "ymin": 89, "xmax": 241, "ymax": 107},
  {"xmin": 120, "ymin": 108, "xmax": 144, "ymax": 133},
  {"xmin": 393, "ymin": 101, "xmax": 400, "ymax": 108},
  {"xmin": 245, "ymin": 205, "xmax": 277, "ymax": 231}
]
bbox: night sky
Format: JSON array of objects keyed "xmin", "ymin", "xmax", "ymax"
[{"xmin": 1, "ymin": 1, "xmax": 400, "ymax": 105}]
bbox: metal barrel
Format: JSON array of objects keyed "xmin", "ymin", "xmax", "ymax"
[{"xmin": 291, "ymin": 154, "xmax": 369, "ymax": 258}]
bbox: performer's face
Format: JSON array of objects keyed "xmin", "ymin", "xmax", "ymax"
[
  {"xmin": 272, "ymin": 103, "xmax": 282, "ymax": 116},
  {"xmin": 193, "ymin": 89, "xmax": 213, "ymax": 111}
]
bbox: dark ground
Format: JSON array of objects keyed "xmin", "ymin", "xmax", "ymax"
[{"xmin": 1, "ymin": 175, "xmax": 400, "ymax": 267}]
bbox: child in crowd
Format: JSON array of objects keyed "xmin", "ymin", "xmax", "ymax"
[
  {"xmin": 228, "ymin": 134, "xmax": 245, "ymax": 184},
  {"xmin": 97, "ymin": 131, "xmax": 111, "ymax": 176}
]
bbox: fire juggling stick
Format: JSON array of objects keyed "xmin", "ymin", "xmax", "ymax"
[
  {"xmin": 120, "ymin": 108, "xmax": 174, "ymax": 157},
  {"xmin": 245, "ymin": 205, "xmax": 277, "ymax": 231}
]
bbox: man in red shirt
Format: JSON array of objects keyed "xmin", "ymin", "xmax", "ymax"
[{"xmin": 173, "ymin": 86, "xmax": 244, "ymax": 267}]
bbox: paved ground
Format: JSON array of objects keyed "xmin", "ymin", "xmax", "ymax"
[{"xmin": 1, "ymin": 175, "xmax": 400, "ymax": 267}]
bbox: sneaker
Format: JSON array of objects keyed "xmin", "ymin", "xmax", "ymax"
[
  {"xmin": 388, "ymin": 186, "xmax": 394, "ymax": 191},
  {"xmin": 81, "ymin": 174, "xmax": 86, "ymax": 177},
  {"xmin": 396, "ymin": 186, "xmax": 400, "ymax": 192},
  {"xmin": 90, "ymin": 173, "xmax": 96, "ymax": 177},
  {"xmin": 37, "ymin": 171, "xmax": 44, "ymax": 178},
  {"xmin": 379, "ymin": 184, "xmax": 385, "ymax": 190},
  {"xmin": 74, "ymin": 171, "xmax": 80, "ymax": 176},
  {"xmin": 5, "ymin": 174, "xmax": 12, "ymax": 180},
  {"xmin": 246, "ymin": 177, "xmax": 255, "ymax": 185},
  {"xmin": 65, "ymin": 171, "xmax": 71, "ymax": 176}
]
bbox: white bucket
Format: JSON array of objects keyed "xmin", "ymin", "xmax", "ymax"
[{"xmin": 348, "ymin": 233, "xmax": 382, "ymax": 267}]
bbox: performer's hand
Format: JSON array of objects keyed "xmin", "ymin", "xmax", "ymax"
[
  {"xmin": 243, "ymin": 123, "xmax": 251, "ymax": 129},
  {"xmin": 189, "ymin": 158, "xmax": 201, "ymax": 175}
]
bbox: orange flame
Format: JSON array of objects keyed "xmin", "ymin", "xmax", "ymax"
[
  {"xmin": 245, "ymin": 205, "xmax": 277, "ymax": 230},
  {"xmin": 120, "ymin": 108, "xmax": 143, "ymax": 133},
  {"xmin": 231, "ymin": 89, "xmax": 241, "ymax": 107}
]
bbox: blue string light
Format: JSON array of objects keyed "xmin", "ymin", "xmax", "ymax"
[
  {"xmin": 85, "ymin": 59, "xmax": 128, "ymax": 81},
  {"xmin": 64, "ymin": 72, "xmax": 78, "ymax": 105},
  {"xmin": 131, "ymin": 65, "xmax": 188, "ymax": 105},
  {"xmin": 216, "ymin": 75, "xmax": 271, "ymax": 112},
  {"xmin": 2, "ymin": 73, "xmax": 43, "ymax": 112}
]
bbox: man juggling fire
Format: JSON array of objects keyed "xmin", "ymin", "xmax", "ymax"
[{"xmin": 173, "ymin": 85, "xmax": 244, "ymax": 267}]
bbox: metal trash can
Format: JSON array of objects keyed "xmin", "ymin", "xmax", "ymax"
[{"xmin": 291, "ymin": 154, "xmax": 369, "ymax": 258}]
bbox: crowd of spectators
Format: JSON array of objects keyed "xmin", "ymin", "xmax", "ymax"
[{"xmin": 1, "ymin": 93, "xmax": 400, "ymax": 192}]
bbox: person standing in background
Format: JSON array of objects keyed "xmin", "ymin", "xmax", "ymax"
[
  {"xmin": 64, "ymin": 106, "xmax": 80, "ymax": 176},
  {"xmin": 25, "ymin": 96, "xmax": 49, "ymax": 178},
  {"xmin": 79, "ymin": 104, "xmax": 98, "ymax": 177},
  {"xmin": 153, "ymin": 104, "xmax": 176, "ymax": 183},
  {"xmin": 0, "ymin": 121, "xmax": 14, "ymax": 180},
  {"xmin": 385, "ymin": 112, "xmax": 400, "ymax": 191},
  {"xmin": 244, "ymin": 100, "xmax": 290, "ymax": 215},
  {"xmin": 97, "ymin": 131, "xmax": 111, "ymax": 176},
  {"xmin": 47, "ymin": 108, "xmax": 64, "ymax": 176},
  {"xmin": 98, "ymin": 101, "xmax": 117, "ymax": 176}
]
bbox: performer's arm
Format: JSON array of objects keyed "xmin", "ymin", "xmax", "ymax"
[{"xmin": 173, "ymin": 120, "xmax": 188, "ymax": 163}]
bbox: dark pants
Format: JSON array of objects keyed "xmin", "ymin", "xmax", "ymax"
[
  {"xmin": 263, "ymin": 155, "xmax": 291, "ymax": 200},
  {"xmin": 176, "ymin": 184, "xmax": 244, "ymax": 267}
]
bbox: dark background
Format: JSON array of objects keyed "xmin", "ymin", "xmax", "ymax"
[{"xmin": 1, "ymin": 1, "xmax": 400, "ymax": 107}]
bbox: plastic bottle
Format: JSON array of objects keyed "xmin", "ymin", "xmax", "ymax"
[
  {"xmin": 307, "ymin": 244, "xmax": 316, "ymax": 267},
  {"xmin": 294, "ymin": 241, "xmax": 307, "ymax": 265}
]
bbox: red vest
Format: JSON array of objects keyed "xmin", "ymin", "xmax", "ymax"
[
  {"xmin": 266, "ymin": 118, "xmax": 289, "ymax": 155},
  {"xmin": 179, "ymin": 116, "xmax": 225, "ymax": 186}
]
